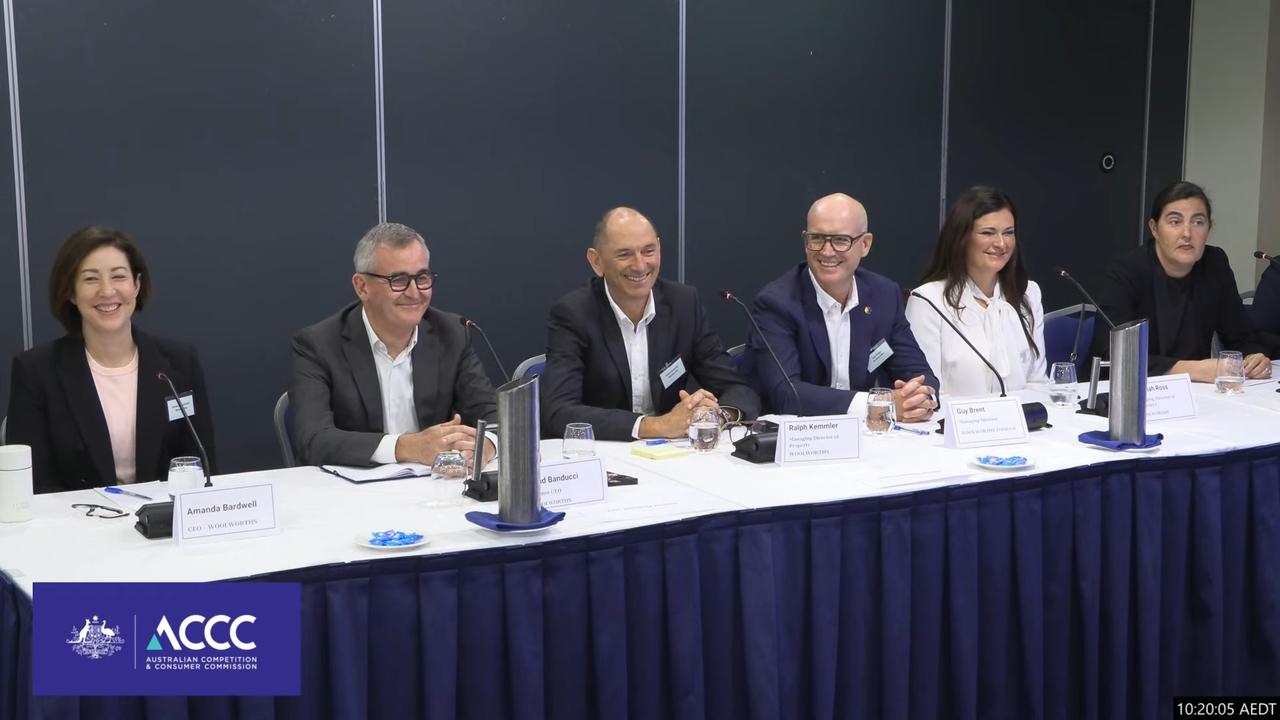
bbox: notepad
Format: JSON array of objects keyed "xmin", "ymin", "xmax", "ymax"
[
  {"xmin": 630, "ymin": 444, "xmax": 691, "ymax": 460},
  {"xmin": 320, "ymin": 463, "xmax": 433, "ymax": 483}
]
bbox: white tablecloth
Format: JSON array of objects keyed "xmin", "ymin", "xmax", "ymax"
[{"xmin": 3, "ymin": 376, "xmax": 1277, "ymax": 598}]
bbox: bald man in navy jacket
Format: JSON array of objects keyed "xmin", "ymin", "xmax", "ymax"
[{"xmin": 745, "ymin": 193, "xmax": 939, "ymax": 418}]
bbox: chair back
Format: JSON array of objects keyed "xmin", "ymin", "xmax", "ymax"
[
  {"xmin": 1043, "ymin": 304, "xmax": 1097, "ymax": 375},
  {"xmin": 273, "ymin": 392, "xmax": 296, "ymax": 468},
  {"xmin": 512, "ymin": 353, "xmax": 547, "ymax": 382}
]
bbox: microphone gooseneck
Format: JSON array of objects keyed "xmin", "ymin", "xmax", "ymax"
[
  {"xmin": 720, "ymin": 290, "xmax": 803, "ymax": 415},
  {"xmin": 909, "ymin": 291, "xmax": 1006, "ymax": 397},
  {"xmin": 459, "ymin": 317, "xmax": 511, "ymax": 382},
  {"xmin": 156, "ymin": 372, "xmax": 213, "ymax": 487},
  {"xmin": 1055, "ymin": 267, "xmax": 1116, "ymax": 329}
]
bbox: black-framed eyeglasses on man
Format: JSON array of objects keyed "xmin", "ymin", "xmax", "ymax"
[
  {"xmin": 802, "ymin": 231, "xmax": 868, "ymax": 253},
  {"xmin": 71, "ymin": 503, "xmax": 129, "ymax": 519},
  {"xmin": 359, "ymin": 271, "xmax": 437, "ymax": 293}
]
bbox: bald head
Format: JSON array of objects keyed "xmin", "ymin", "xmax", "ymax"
[
  {"xmin": 807, "ymin": 193, "xmax": 868, "ymax": 236},
  {"xmin": 593, "ymin": 207, "xmax": 657, "ymax": 249}
]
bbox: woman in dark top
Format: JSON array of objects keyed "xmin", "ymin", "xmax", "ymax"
[
  {"xmin": 1091, "ymin": 181, "xmax": 1272, "ymax": 381},
  {"xmin": 6, "ymin": 226, "xmax": 216, "ymax": 493}
]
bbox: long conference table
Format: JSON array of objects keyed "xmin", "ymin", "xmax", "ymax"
[{"xmin": 2, "ymin": 375, "xmax": 1279, "ymax": 719}]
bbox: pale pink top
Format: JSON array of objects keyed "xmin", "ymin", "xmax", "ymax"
[{"xmin": 86, "ymin": 349, "xmax": 139, "ymax": 484}]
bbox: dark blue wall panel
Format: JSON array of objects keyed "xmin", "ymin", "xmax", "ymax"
[
  {"xmin": 15, "ymin": 0, "xmax": 377, "ymax": 470},
  {"xmin": 382, "ymin": 0, "xmax": 679, "ymax": 380}
]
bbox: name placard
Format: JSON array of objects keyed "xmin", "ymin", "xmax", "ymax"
[
  {"xmin": 173, "ymin": 483, "xmax": 280, "ymax": 545},
  {"xmin": 539, "ymin": 456, "xmax": 606, "ymax": 508},
  {"xmin": 1145, "ymin": 373, "xmax": 1196, "ymax": 422},
  {"xmin": 774, "ymin": 414, "xmax": 862, "ymax": 465},
  {"xmin": 943, "ymin": 396, "xmax": 1029, "ymax": 448}
]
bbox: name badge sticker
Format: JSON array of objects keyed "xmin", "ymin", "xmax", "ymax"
[
  {"xmin": 166, "ymin": 392, "xmax": 195, "ymax": 422},
  {"xmin": 868, "ymin": 339, "xmax": 893, "ymax": 373},
  {"xmin": 659, "ymin": 356, "xmax": 687, "ymax": 389}
]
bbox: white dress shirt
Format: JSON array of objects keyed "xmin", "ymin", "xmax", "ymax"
[
  {"xmin": 905, "ymin": 278, "xmax": 1048, "ymax": 398},
  {"xmin": 808, "ymin": 270, "xmax": 867, "ymax": 414},
  {"xmin": 602, "ymin": 283, "xmax": 657, "ymax": 438},
  {"xmin": 362, "ymin": 308, "xmax": 421, "ymax": 464}
]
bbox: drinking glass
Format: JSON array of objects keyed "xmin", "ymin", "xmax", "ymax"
[
  {"xmin": 866, "ymin": 387, "xmax": 895, "ymax": 437},
  {"xmin": 562, "ymin": 423, "xmax": 596, "ymax": 459},
  {"xmin": 688, "ymin": 406, "xmax": 723, "ymax": 453},
  {"xmin": 167, "ymin": 456, "xmax": 203, "ymax": 492},
  {"xmin": 424, "ymin": 449, "xmax": 467, "ymax": 506},
  {"xmin": 1215, "ymin": 350, "xmax": 1245, "ymax": 395},
  {"xmin": 1049, "ymin": 362, "xmax": 1078, "ymax": 406}
]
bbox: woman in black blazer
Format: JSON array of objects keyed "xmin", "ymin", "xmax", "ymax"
[
  {"xmin": 6, "ymin": 226, "xmax": 216, "ymax": 494},
  {"xmin": 1091, "ymin": 181, "xmax": 1272, "ymax": 381}
]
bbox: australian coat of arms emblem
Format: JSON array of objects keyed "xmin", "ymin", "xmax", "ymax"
[{"xmin": 66, "ymin": 615, "xmax": 125, "ymax": 659}]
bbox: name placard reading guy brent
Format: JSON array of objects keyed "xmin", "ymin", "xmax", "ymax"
[
  {"xmin": 943, "ymin": 396, "xmax": 1029, "ymax": 449},
  {"xmin": 539, "ymin": 456, "xmax": 606, "ymax": 508},
  {"xmin": 774, "ymin": 414, "xmax": 861, "ymax": 465},
  {"xmin": 33, "ymin": 581, "xmax": 300, "ymax": 696},
  {"xmin": 1145, "ymin": 373, "xmax": 1197, "ymax": 422},
  {"xmin": 173, "ymin": 483, "xmax": 279, "ymax": 545}
]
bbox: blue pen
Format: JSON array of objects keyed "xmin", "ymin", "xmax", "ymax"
[
  {"xmin": 892, "ymin": 424, "xmax": 930, "ymax": 437},
  {"xmin": 644, "ymin": 439, "xmax": 669, "ymax": 445},
  {"xmin": 105, "ymin": 487, "xmax": 153, "ymax": 501}
]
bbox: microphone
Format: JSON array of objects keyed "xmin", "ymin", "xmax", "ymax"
[
  {"xmin": 155, "ymin": 372, "xmax": 212, "ymax": 488},
  {"xmin": 1055, "ymin": 267, "xmax": 1116, "ymax": 329},
  {"xmin": 720, "ymin": 290, "xmax": 802, "ymax": 415},
  {"xmin": 459, "ymin": 317, "xmax": 511, "ymax": 382},
  {"xmin": 908, "ymin": 291, "xmax": 1006, "ymax": 397},
  {"xmin": 1254, "ymin": 250, "xmax": 1280, "ymax": 268}
]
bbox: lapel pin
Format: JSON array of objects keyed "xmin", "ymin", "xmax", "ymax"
[{"xmin": 864, "ymin": 306, "xmax": 872, "ymax": 315}]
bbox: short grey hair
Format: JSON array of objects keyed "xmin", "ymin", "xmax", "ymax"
[{"xmin": 353, "ymin": 222, "xmax": 429, "ymax": 273}]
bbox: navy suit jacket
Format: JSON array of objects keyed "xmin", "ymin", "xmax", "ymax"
[
  {"xmin": 1253, "ymin": 264, "xmax": 1280, "ymax": 335},
  {"xmin": 7, "ymin": 328, "xmax": 216, "ymax": 494},
  {"xmin": 745, "ymin": 263, "xmax": 938, "ymax": 415},
  {"xmin": 541, "ymin": 277, "xmax": 759, "ymax": 441}
]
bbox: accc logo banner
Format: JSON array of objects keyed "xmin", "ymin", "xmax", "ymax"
[{"xmin": 33, "ymin": 582, "xmax": 300, "ymax": 696}]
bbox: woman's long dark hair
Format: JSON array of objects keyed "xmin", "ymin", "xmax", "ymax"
[{"xmin": 918, "ymin": 186, "xmax": 1038, "ymax": 357}]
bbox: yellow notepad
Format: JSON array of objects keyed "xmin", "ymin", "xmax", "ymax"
[{"xmin": 630, "ymin": 444, "xmax": 691, "ymax": 460}]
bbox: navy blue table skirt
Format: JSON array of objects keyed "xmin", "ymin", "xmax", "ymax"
[{"xmin": 3, "ymin": 444, "xmax": 1278, "ymax": 719}]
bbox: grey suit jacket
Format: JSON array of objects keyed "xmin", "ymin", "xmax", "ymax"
[{"xmin": 288, "ymin": 301, "xmax": 498, "ymax": 466}]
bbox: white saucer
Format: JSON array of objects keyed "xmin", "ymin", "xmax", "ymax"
[
  {"xmin": 971, "ymin": 455, "xmax": 1035, "ymax": 472},
  {"xmin": 354, "ymin": 531, "xmax": 430, "ymax": 551}
]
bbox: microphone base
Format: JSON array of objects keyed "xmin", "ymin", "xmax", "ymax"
[
  {"xmin": 134, "ymin": 501, "xmax": 175, "ymax": 539},
  {"xmin": 937, "ymin": 402, "xmax": 1051, "ymax": 434},
  {"xmin": 731, "ymin": 431, "xmax": 777, "ymax": 464},
  {"xmin": 1077, "ymin": 393, "xmax": 1109, "ymax": 417},
  {"xmin": 463, "ymin": 470, "xmax": 499, "ymax": 502}
]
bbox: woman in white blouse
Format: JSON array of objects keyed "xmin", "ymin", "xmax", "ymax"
[{"xmin": 905, "ymin": 186, "xmax": 1047, "ymax": 397}]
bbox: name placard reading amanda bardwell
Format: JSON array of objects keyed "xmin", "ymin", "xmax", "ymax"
[{"xmin": 173, "ymin": 483, "xmax": 279, "ymax": 545}]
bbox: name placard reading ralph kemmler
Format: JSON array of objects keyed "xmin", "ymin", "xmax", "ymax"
[{"xmin": 775, "ymin": 414, "xmax": 862, "ymax": 466}]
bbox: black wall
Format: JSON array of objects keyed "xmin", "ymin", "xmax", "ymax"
[
  {"xmin": 0, "ymin": 20, "xmax": 18, "ymax": 428},
  {"xmin": 0, "ymin": 0, "xmax": 1190, "ymax": 471}
]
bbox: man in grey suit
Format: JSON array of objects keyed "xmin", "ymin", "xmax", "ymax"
[{"xmin": 289, "ymin": 223, "xmax": 497, "ymax": 467}]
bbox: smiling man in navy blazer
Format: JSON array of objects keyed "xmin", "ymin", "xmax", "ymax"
[
  {"xmin": 745, "ymin": 193, "xmax": 939, "ymax": 418},
  {"xmin": 541, "ymin": 207, "xmax": 759, "ymax": 441}
]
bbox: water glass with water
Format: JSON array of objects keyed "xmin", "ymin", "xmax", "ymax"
[
  {"xmin": 562, "ymin": 423, "xmax": 595, "ymax": 459},
  {"xmin": 1049, "ymin": 362, "xmax": 1078, "ymax": 406},
  {"xmin": 866, "ymin": 387, "xmax": 895, "ymax": 437},
  {"xmin": 688, "ymin": 406, "xmax": 722, "ymax": 454},
  {"xmin": 1215, "ymin": 350, "xmax": 1245, "ymax": 394},
  {"xmin": 167, "ymin": 456, "xmax": 203, "ymax": 492},
  {"xmin": 424, "ymin": 449, "xmax": 467, "ymax": 506}
]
